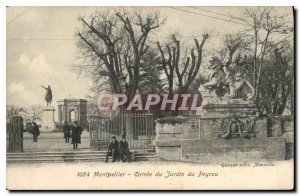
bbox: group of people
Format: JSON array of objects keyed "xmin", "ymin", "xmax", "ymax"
[
  {"xmin": 106, "ymin": 136, "xmax": 130, "ymax": 163},
  {"xmin": 64, "ymin": 121, "xmax": 131, "ymax": 161},
  {"xmin": 62, "ymin": 121, "xmax": 83, "ymax": 149},
  {"xmin": 30, "ymin": 120, "xmax": 130, "ymax": 159},
  {"xmin": 29, "ymin": 121, "xmax": 82, "ymax": 150}
]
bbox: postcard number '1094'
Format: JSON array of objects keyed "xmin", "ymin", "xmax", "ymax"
[{"xmin": 77, "ymin": 172, "xmax": 90, "ymax": 177}]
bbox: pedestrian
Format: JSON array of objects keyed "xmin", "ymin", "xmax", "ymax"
[
  {"xmin": 105, "ymin": 136, "xmax": 119, "ymax": 163},
  {"xmin": 119, "ymin": 137, "xmax": 130, "ymax": 162},
  {"xmin": 71, "ymin": 121, "xmax": 82, "ymax": 150},
  {"xmin": 32, "ymin": 122, "xmax": 40, "ymax": 142},
  {"xmin": 63, "ymin": 121, "xmax": 71, "ymax": 143}
]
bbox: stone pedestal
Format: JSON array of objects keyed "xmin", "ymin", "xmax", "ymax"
[
  {"xmin": 155, "ymin": 117, "xmax": 200, "ymax": 161},
  {"xmin": 40, "ymin": 106, "xmax": 56, "ymax": 132},
  {"xmin": 200, "ymin": 103, "xmax": 259, "ymax": 139},
  {"xmin": 201, "ymin": 103, "xmax": 258, "ymax": 118}
]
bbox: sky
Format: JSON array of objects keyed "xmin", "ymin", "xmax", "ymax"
[{"xmin": 6, "ymin": 6, "xmax": 293, "ymax": 108}]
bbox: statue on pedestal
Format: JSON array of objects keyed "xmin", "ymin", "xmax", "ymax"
[
  {"xmin": 41, "ymin": 85, "xmax": 53, "ymax": 106},
  {"xmin": 198, "ymin": 56, "xmax": 258, "ymax": 138}
]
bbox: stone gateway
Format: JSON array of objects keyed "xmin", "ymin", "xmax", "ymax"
[{"xmin": 57, "ymin": 99, "xmax": 88, "ymax": 128}]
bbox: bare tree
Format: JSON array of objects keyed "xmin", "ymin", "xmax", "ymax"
[
  {"xmin": 6, "ymin": 104, "xmax": 25, "ymax": 118},
  {"xmin": 258, "ymin": 43, "xmax": 293, "ymax": 115},
  {"xmin": 23, "ymin": 105, "xmax": 43, "ymax": 123},
  {"xmin": 213, "ymin": 8, "xmax": 293, "ymax": 115},
  {"xmin": 75, "ymin": 10, "xmax": 165, "ymax": 96},
  {"xmin": 236, "ymin": 7, "xmax": 293, "ymax": 102},
  {"xmin": 157, "ymin": 34, "xmax": 209, "ymax": 95}
]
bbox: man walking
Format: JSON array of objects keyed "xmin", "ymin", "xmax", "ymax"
[
  {"xmin": 119, "ymin": 137, "xmax": 130, "ymax": 162},
  {"xmin": 32, "ymin": 122, "xmax": 40, "ymax": 142},
  {"xmin": 105, "ymin": 136, "xmax": 119, "ymax": 163},
  {"xmin": 71, "ymin": 121, "xmax": 82, "ymax": 150},
  {"xmin": 63, "ymin": 121, "xmax": 71, "ymax": 143}
]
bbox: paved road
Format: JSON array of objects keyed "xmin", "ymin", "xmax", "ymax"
[
  {"xmin": 23, "ymin": 131, "xmax": 90, "ymax": 152},
  {"xmin": 23, "ymin": 131, "xmax": 153, "ymax": 152}
]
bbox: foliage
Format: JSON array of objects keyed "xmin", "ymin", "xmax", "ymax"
[{"xmin": 75, "ymin": 9, "xmax": 166, "ymax": 95}]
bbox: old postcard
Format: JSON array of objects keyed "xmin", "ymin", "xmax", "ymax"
[{"xmin": 6, "ymin": 6, "xmax": 294, "ymax": 190}]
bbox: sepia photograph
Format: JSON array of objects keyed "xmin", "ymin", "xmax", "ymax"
[{"xmin": 6, "ymin": 5, "xmax": 295, "ymax": 190}]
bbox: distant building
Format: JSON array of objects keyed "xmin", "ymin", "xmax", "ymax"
[{"xmin": 57, "ymin": 99, "xmax": 88, "ymax": 128}]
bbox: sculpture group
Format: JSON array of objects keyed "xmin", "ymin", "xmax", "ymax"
[{"xmin": 201, "ymin": 56, "xmax": 255, "ymax": 104}]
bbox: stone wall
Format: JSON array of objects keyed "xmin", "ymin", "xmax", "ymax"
[
  {"xmin": 155, "ymin": 124, "xmax": 286, "ymax": 163},
  {"xmin": 266, "ymin": 115, "xmax": 294, "ymax": 159},
  {"xmin": 180, "ymin": 138, "xmax": 285, "ymax": 163},
  {"xmin": 155, "ymin": 117, "xmax": 200, "ymax": 141},
  {"xmin": 155, "ymin": 111, "xmax": 291, "ymax": 163},
  {"xmin": 281, "ymin": 116, "xmax": 294, "ymax": 159}
]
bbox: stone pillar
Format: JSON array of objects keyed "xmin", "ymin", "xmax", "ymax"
[
  {"xmin": 154, "ymin": 117, "xmax": 185, "ymax": 161},
  {"xmin": 40, "ymin": 106, "xmax": 56, "ymax": 132},
  {"xmin": 75, "ymin": 109, "xmax": 79, "ymax": 122},
  {"xmin": 63, "ymin": 105, "xmax": 67, "ymax": 123},
  {"xmin": 78, "ymin": 105, "xmax": 81, "ymax": 124},
  {"xmin": 81, "ymin": 103, "xmax": 88, "ymax": 128},
  {"xmin": 7, "ymin": 116, "xmax": 23, "ymax": 152},
  {"xmin": 255, "ymin": 118, "xmax": 268, "ymax": 138},
  {"xmin": 58, "ymin": 105, "xmax": 62, "ymax": 123},
  {"xmin": 267, "ymin": 116, "xmax": 283, "ymax": 137},
  {"xmin": 66, "ymin": 109, "xmax": 70, "ymax": 123}
]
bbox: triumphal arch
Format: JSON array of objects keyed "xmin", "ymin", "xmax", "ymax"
[{"xmin": 57, "ymin": 99, "xmax": 88, "ymax": 127}]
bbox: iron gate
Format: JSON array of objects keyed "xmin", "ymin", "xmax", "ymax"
[{"xmin": 89, "ymin": 112, "xmax": 156, "ymax": 151}]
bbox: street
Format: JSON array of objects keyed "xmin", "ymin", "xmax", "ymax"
[{"xmin": 23, "ymin": 131, "xmax": 90, "ymax": 152}]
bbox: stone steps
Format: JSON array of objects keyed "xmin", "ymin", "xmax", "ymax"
[{"xmin": 7, "ymin": 150, "xmax": 158, "ymax": 163}]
